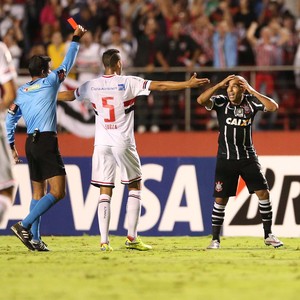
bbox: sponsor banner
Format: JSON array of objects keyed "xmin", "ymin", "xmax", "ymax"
[
  {"xmin": 1, "ymin": 156, "xmax": 299, "ymax": 237},
  {"xmin": 0, "ymin": 157, "xmax": 216, "ymax": 236},
  {"xmin": 223, "ymin": 156, "xmax": 300, "ymax": 237}
]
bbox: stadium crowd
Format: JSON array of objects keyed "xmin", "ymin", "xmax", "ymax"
[{"xmin": 1, "ymin": 0, "xmax": 300, "ymax": 132}]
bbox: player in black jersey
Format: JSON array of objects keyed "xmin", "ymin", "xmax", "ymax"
[{"xmin": 197, "ymin": 75, "xmax": 283, "ymax": 249}]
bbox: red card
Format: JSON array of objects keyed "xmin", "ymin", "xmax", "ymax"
[{"xmin": 67, "ymin": 18, "xmax": 77, "ymax": 29}]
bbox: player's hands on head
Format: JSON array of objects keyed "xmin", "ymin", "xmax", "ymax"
[
  {"xmin": 219, "ymin": 74, "xmax": 235, "ymax": 88},
  {"xmin": 239, "ymin": 77, "xmax": 254, "ymax": 94},
  {"xmin": 74, "ymin": 25, "xmax": 87, "ymax": 38}
]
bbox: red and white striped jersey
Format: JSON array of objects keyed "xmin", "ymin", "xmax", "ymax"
[
  {"xmin": 75, "ymin": 74, "xmax": 151, "ymax": 147},
  {"xmin": 254, "ymin": 40, "xmax": 278, "ymax": 66}
]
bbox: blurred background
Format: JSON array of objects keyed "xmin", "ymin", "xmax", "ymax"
[{"xmin": 2, "ymin": 0, "xmax": 300, "ymax": 137}]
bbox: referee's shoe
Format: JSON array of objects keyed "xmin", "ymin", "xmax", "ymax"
[
  {"xmin": 32, "ymin": 240, "xmax": 50, "ymax": 251},
  {"xmin": 11, "ymin": 221, "xmax": 35, "ymax": 251}
]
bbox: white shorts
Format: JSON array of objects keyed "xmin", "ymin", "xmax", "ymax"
[
  {"xmin": 0, "ymin": 122, "xmax": 14, "ymax": 190},
  {"xmin": 91, "ymin": 145, "xmax": 142, "ymax": 187}
]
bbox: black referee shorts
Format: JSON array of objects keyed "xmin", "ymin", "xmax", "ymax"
[
  {"xmin": 213, "ymin": 157, "xmax": 269, "ymax": 198},
  {"xmin": 25, "ymin": 131, "xmax": 66, "ymax": 181}
]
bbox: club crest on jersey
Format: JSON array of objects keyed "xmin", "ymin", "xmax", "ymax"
[
  {"xmin": 234, "ymin": 107, "xmax": 244, "ymax": 117},
  {"xmin": 118, "ymin": 84, "xmax": 125, "ymax": 91},
  {"xmin": 215, "ymin": 181, "xmax": 223, "ymax": 192}
]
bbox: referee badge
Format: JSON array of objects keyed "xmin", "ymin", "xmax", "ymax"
[{"xmin": 234, "ymin": 107, "xmax": 244, "ymax": 118}]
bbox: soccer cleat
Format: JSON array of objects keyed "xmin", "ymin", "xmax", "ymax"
[
  {"xmin": 264, "ymin": 234, "xmax": 283, "ymax": 248},
  {"xmin": 11, "ymin": 221, "xmax": 35, "ymax": 251},
  {"xmin": 100, "ymin": 243, "xmax": 113, "ymax": 252},
  {"xmin": 207, "ymin": 240, "xmax": 220, "ymax": 249},
  {"xmin": 32, "ymin": 240, "xmax": 50, "ymax": 251},
  {"xmin": 125, "ymin": 236, "xmax": 152, "ymax": 251}
]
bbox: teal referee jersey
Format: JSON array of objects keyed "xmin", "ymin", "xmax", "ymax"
[{"xmin": 6, "ymin": 41, "xmax": 80, "ymax": 144}]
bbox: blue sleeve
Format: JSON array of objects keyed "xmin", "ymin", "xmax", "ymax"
[
  {"xmin": 6, "ymin": 106, "xmax": 22, "ymax": 144},
  {"xmin": 47, "ymin": 41, "xmax": 80, "ymax": 86}
]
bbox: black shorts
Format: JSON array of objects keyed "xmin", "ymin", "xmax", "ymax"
[
  {"xmin": 25, "ymin": 131, "xmax": 66, "ymax": 181},
  {"xmin": 213, "ymin": 157, "xmax": 269, "ymax": 198}
]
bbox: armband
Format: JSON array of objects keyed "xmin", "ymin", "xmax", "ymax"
[
  {"xmin": 72, "ymin": 35, "xmax": 80, "ymax": 43},
  {"xmin": 8, "ymin": 103, "xmax": 19, "ymax": 115},
  {"xmin": 57, "ymin": 69, "xmax": 66, "ymax": 83}
]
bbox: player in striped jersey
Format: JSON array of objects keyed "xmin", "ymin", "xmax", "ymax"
[
  {"xmin": 197, "ymin": 75, "xmax": 283, "ymax": 249},
  {"xmin": 58, "ymin": 48, "xmax": 210, "ymax": 251}
]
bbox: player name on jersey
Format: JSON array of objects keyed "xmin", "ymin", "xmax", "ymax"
[{"xmin": 105, "ymin": 124, "xmax": 118, "ymax": 129}]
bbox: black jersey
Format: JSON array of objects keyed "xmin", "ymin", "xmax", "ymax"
[{"xmin": 209, "ymin": 94, "xmax": 265, "ymax": 160}]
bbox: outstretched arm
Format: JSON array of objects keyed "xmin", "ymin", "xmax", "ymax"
[
  {"xmin": 57, "ymin": 90, "xmax": 76, "ymax": 101},
  {"xmin": 60, "ymin": 25, "xmax": 87, "ymax": 74},
  {"xmin": 149, "ymin": 73, "xmax": 210, "ymax": 91}
]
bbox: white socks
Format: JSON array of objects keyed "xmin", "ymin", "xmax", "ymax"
[
  {"xmin": 126, "ymin": 190, "xmax": 141, "ymax": 239},
  {"xmin": 97, "ymin": 190, "xmax": 142, "ymax": 243},
  {"xmin": 97, "ymin": 194, "xmax": 111, "ymax": 244}
]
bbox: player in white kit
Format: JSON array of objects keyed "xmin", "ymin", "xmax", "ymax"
[
  {"xmin": 59, "ymin": 48, "xmax": 210, "ymax": 251},
  {"xmin": 0, "ymin": 41, "xmax": 17, "ymax": 223}
]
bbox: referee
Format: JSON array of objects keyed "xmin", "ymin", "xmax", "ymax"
[
  {"xmin": 197, "ymin": 75, "xmax": 283, "ymax": 249},
  {"xmin": 7, "ymin": 25, "xmax": 86, "ymax": 251}
]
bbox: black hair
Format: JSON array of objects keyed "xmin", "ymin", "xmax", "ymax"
[
  {"xmin": 28, "ymin": 55, "xmax": 51, "ymax": 77},
  {"xmin": 102, "ymin": 49, "xmax": 120, "ymax": 68}
]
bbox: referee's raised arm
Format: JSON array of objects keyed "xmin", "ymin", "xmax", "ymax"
[{"xmin": 49, "ymin": 25, "xmax": 87, "ymax": 84}]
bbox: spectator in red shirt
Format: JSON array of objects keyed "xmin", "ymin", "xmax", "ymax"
[{"xmin": 39, "ymin": 0, "xmax": 61, "ymax": 31}]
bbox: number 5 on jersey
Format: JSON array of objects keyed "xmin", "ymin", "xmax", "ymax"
[{"xmin": 93, "ymin": 97, "xmax": 116, "ymax": 122}]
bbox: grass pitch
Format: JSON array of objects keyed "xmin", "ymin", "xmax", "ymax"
[{"xmin": 0, "ymin": 236, "xmax": 299, "ymax": 300}]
